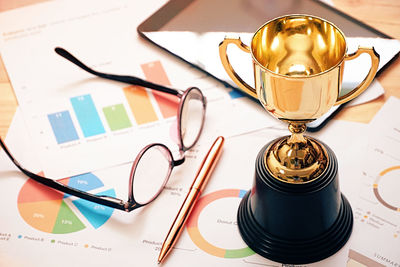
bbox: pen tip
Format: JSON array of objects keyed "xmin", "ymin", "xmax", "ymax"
[{"xmin": 157, "ymin": 261, "xmax": 161, "ymax": 265}]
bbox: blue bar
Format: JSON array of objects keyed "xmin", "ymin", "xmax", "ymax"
[
  {"xmin": 48, "ymin": 111, "xmax": 79, "ymax": 144},
  {"xmin": 70, "ymin": 94, "xmax": 105, "ymax": 137}
]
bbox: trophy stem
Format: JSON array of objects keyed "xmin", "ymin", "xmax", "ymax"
[
  {"xmin": 287, "ymin": 122, "xmax": 307, "ymax": 145},
  {"xmin": 265, "ymin": 121, "xmax": 329, "ymax": 183}
]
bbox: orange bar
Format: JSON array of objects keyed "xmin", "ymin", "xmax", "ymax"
[
  {"xmin": 123, "ymin": 85, "xmax": 158, "ymax": 125},
  {"xmin": 141, "ymin": 61, "xmax": 179, "ymax": 119}
]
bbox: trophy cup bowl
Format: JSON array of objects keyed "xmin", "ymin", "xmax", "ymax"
[{"xmin": 219, "ymin": 14, "xmax": 379, "ymax": 264}]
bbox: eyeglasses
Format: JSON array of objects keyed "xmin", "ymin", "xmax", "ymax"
[{"xmin": 0, "ymin": 47, "xmax": 206, "ymax": 212}]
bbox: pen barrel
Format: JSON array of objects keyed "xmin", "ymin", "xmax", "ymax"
[
  {"xmin": 191, "ymin": 136, "xmax": 225, "ymax": 191},
  {"xmin": 158, "ymin": 136, "xmax": 225, "ymax": 263},
  {"xmin": 162, "ymin": 188, "xmax": 202, "ymax": 249},
  {"xmin": 166, "ymin": 136, "xmax": 225, "ymax": 243}
]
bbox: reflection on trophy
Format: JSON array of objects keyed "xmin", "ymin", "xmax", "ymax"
[{"xmin": 219, "ymin": 14, "xmax": 379, "ymax": 264}]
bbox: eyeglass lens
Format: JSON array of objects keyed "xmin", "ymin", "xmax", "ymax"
[
  {"xmin": 131, "ymin": 145, "xmax": 173, "ymax": 205},
  {"xmin": 180, "ymin": 88, "xmax": 205, "ymax": 149},
  {"xmin": 131, "ymin": 88, "xmax": 205, "ymax": 206}
]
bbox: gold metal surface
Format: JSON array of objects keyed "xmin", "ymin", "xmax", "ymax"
[
  {"xmin": 336, "ymin": 46, "xmax": 380, "ymax": 105},
  {"xmin": 219, "ymin": 38, "xmax": 257, "ymax": 98},
  {"xmin": 219, "ymin": 14, "xmax": 380, "ymax": 183},
  {"xmin": 265, "ymin": 132, "xmax": 329, "ymax": 184}
]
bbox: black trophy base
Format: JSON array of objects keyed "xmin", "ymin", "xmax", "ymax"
[{"xmin": 237, "ymin": 138, "xmax": 353, "ymax": 264}]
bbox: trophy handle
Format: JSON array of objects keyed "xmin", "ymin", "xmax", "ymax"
[
  {"xmin": 219, "ymin": 37, "xmax": 258, "ymax": 99},
  {"xmin": 335, "ymin": 46, "xmax": 380, "ymax": 105}
]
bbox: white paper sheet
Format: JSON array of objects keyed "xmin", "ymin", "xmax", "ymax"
[
  {"xmin": 348, "ymin": 97, "xmax": 400, "ymax": 264},
  {"xmin": 1, "ymin": 1, "xmax": 399, "ymax": 266},
  {"xmin": 1, "ymin": 99, "xmax": 400, "ymax": 266},
  {"xmin": 0, "ymin": 0, "xmax": 279, "ymax": 177}
]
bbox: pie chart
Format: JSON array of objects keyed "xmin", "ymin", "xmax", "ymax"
[
  {"xmin": 373, "ymin": 166, "xmax": 400, "ymax": 212},
  {"xmin": 17, "ymin": 172, "xmax": 115, "ymax": 234},
  {"xmin": 186, "ymin": 189, "xmax": 255, "ymax": 258}
]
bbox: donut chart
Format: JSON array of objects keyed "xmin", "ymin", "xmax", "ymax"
[
  {"xmin": 17, "ymin": 172, "xmax": 115, "ymax": 234},
  {"xmin": 186, "ymin": 189, "xmax": 255, "ymax": 258},
  {"xmin": 373, "ymin": 166, "xmax": 400, "ymax": 212}
]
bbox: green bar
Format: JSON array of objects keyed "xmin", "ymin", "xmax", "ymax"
[{"xmin": 103, "ymin": 104, "xmax": 132, "ymax": 131}]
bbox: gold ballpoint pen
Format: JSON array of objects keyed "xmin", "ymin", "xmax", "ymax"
[{"xmin": 157, "ymin": 136, "xmax": 225, "ymax": 264}]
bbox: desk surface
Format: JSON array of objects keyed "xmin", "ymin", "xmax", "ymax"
[{"xmin": 0, "ymin": 0, "xmax": 399, "ymax": 137}]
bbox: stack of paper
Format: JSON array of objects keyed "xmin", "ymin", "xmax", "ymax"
[{"xmin": 0, "ymin": 1, "xmax": 399, "ymax": 266}]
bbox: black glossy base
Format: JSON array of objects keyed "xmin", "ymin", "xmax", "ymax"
[
  {"xmin": 238, "ymin": 192, "xmax": 353, "ymax": 264},
  {"xmin": 237, "ymin": 138, "xmax": 353, "ymax": 264}
]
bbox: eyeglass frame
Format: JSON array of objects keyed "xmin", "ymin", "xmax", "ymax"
[{"xmin": 0, "ymin": 47, "xmax": 207, "ymax": 212}]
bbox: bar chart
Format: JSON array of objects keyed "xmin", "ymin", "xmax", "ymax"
[
  {"xmin": 13, "ymin": 45, "xmax": 274, "ymax": 178},
  {"xmin": 46, "ymin": 60, "xmax": 179, "ymax": 145}
]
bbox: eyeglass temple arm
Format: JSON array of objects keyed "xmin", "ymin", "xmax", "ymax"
[
  {"xmin": 54, "ymin": 47, "xmax": 183, "ymax": 96},
  {"xmin": 0, "ymin": 138, "xmax": 137, "ymax": 212}
]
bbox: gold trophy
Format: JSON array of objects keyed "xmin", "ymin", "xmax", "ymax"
[{"xmin": 219, "ymin": 14, "xmax": 379, "ymax": 264}]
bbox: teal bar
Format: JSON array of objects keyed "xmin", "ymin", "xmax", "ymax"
[{"xmin": 70, "ymin": 94, "xmax": 105, "ymax": 137}]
